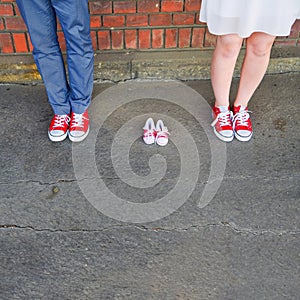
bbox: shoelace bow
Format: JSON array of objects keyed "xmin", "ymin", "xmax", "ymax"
[
  {"xmin": 53, "ymin": 115, "xmax": 70, "ymax": 128},
  {"xmin": 156, "ymin": 127, "xmax": 169, "ymax": 138},
  {"xmin": 233, "ymin": 110, "xmax": 251, "ymax": 127},
  {"xmin": 211, "ymin": 111, "xmax": 233, "ymax": 127},
  {"xmin": 71, "ymin": 114, "xmax": 88, "ymax": 128}
]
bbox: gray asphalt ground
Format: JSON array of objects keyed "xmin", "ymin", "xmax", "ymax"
[{"xmin": 0, "ymin": 73, "xmax": 299, "ymax": 299}]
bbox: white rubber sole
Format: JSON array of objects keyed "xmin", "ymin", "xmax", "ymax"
[
  {"xmin": 234, "ymin": 131, "xmax": 253, "ymax": 142},
  {"xmin": 213, "ymin": 127, "xmax": 234, "ymax": 142},
  {"xmin": 156, "ymin": 139, "xmax": 168, "ymax": 146},
  {"xmin": 48, "ymin": 131, "xmax": 68, "ymax": 142},
  {"xmin": 68, "ymin": 127, "xmax": 90, "ymax": 142},
  {"xmin": 143, "ymin": 137, "xmax": 155, "ymax": 145}
]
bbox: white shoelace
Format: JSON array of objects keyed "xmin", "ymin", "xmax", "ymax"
[
  {"xmin": 156, "ymin": 127, "xmax": 169, "ymax": 138},
  {"xmin": 211, "ymin": 111, "xmax": 233, "ymax": 127},
  {"xmin": 155, "ymin": 120, "xmax": 169, "ymax": 136},
  {"xmin": 71, "ymin": 113, "xmax": 87, "ymax": 128},
  {"xmin": 233, "ymin": 110, "xmax": 251, "ymax": 127},
  {"xmin": 53, "ymin": 115, "xmax": 70, "ymax": 128}
]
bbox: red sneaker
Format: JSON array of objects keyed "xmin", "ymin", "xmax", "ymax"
[
  {"xmin": 233, "ymin": 106, "xmax": 253, "ymax": 142},
  {"xmin": 48, "ymin": 114, "xmax": 70, "ymax": 142},
  {"xmin": 211, "ymin": 106, "xmax": 234, "ymax": 142},
  {"xmin": 68, "ymin": 110, "xmax": 90, "ymax": 142}
]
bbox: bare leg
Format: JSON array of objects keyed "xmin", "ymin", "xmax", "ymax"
[
  {"xmin": 234, "ymin": 32, "xmax": 276, "ymax": 107},
  {"xmin": 211, "ymin": 34, "xmax": 243, "ymax": 107}
]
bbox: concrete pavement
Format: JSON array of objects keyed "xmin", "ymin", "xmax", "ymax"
[{"xmin": 0, "ymin": 73, "xmax": 299, "ymax": 299}]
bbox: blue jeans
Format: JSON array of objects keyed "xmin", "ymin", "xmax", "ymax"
[{"xmin": 16, "ymin": 0, "xmax": 94, "ymax": 115}]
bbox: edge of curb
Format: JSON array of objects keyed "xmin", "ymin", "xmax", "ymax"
[{"xmin": 0, "ymin": 48, "xmax": 299, "ymax": 83}]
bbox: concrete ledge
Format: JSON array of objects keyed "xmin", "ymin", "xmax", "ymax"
[{"xmin": 0, "ymin": 47, "xmax": 299, "ymax": 83}]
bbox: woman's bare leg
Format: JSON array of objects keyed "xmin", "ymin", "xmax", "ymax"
[
  {"xmin": 234, "ymin": 32, "xmax": 276, "ymax": 107},
  {"xmin": 211, "ymin": 34, "xmax": 243, "ymax": 107}
]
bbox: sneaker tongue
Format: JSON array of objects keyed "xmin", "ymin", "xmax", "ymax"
[
  {"xmin": 218, "ymin": 106, "xmax": 229, "ymax": 113},
  {"xmin": 236, "ymin": 105, "xmax": 247, "ymax": 112},
  {"xmin": 234, "ymin": 105, "xmax": 247, "ymax": 114}
]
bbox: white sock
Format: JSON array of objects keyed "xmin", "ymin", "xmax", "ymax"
[{"xmin": 217, "ymin": 105, "xmax": 229, "ymax": 113}]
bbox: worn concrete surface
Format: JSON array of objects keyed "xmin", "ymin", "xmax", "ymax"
[{"xmin": 0, "ymin": 73, "xmax": 299, "ymax": 299}]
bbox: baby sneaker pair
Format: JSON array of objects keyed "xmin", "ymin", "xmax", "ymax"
[{"xmin": 143, "ymin": 117, "xmax": 169, "ymax": 146}]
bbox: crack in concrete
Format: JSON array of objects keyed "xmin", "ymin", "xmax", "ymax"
[
  {"xmin": 1, "ymin": 222, "xmax": 299, "ymax": 236},
  {"xmin": 0, "ymin": 178, "xmax": 94, "ymax": 186},
  {"xmin": 139, "ymin": 222, "xmax": 300, "ymax": 236},
  {"xmin": 224, "ymin": 174, "xmax": 299, "ymax": 181},
  {"xmin": 220, "ymin": 221, "xmax": 300, "ymax": 236},
  {"xmin": 1, "ymin": 172, "xmax": 298, "ymax": 186},
  {"xmin": 0, "ymin": 224, "xmax": 126, "ymax": 233}
]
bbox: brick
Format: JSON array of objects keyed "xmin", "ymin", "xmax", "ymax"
[
  {"xmin": 138, "ymin": 29, "xmax": 150, "ymax": 49},
  {"xmin": 90, "ymin": 30, "xmax": 97, "ymax": 50},
  {"xmin": 185, "ymin": 0, "xmax": 200, "ymax": 12},
  {"xmin": 0, "ymin": 33, "xmax": 13, "ymax": 53},
  {"xmin": 149, "ymin": 13, "xmax": 171, "ymax": 26},
  {"xmin": 178, "ymin": 28, "xmax": 191, "ymax": 48},
  {"xmin": 126, "ymin": 14, "xmax": 148, "ymax": 27},
  {"xmin": 165, "ymin": 28, "xmax": 177, "ymax": 48},
  {"xmin": 98, "ymin": 30, "xmax": 111, "ymax": 50},
  {"xmin": 191, "ymin": 27, "xmax": 204, "ymax": 48},
  {"xmin": 288, "ymin": 19, "xmax": 300, "ymax": 38},
  {"xmin": 57, "ymin": 32, "xmax": 66, "ymax": 51},
  {"xmin": 103, "ymin": 15, "xmax": 125, "ymax": 27},
  {"xmin": 0, "ymin": 3, "xmax": 13, "ymax": 16},
  {"xmin": 111, "ymin": 30, "xmax": 123, "ymax": 49},
  {"xmin": 114, "ymin": 0, "xmax": 136, "ymax": 14},
  {"xmin": 56, "ymin": 18, "xmax": 62, "ymax": 30},
  {"xmin": 90, "ymin": 15, "xmax": 101, "ymax": 28},
  {"xmin": 125, "ymin": 29, "xmax": 137, "ymax": 49},
  {"xmin": 0, "ymin": 18, "xmax": 4, "ymax": 30},
  {"xmin": 276, "ymin": 35, "xmax": 289, "ymax": 39},
  {"xmin": 195, "ymin": 13, "xmax": 203, "ymax": 25},
  {"xmin": 274, "ymin": 39, "xmax": 297, "ymax": 47},
  {"xmin": 12, "ymin": 32, "xmax": 28, "ymax": 52},
  {"xmin": 26, "ymin": 33, "xmax": 33, "ymax": 52},
  {"xmin": 152, "ymin": 29, "xmax": 164, "ymax": 48},
  {"xmin": 89, "ymin": 1, "xmax": 112, "ymax": 14},
  {"xmin": 5, "ymin": 16, "xmax": 27, "ymax": 30},
  {"xmin": 161, "ymin": 0, "xmax": 183, "ymax": 12},
  {"xmin": 173, "ymin": 13, "xmax": 195, "ymax": 25},
  {"xmin": 204, "ymin": 29, "xmax": 217, "ymax": 47},
  {"xmin": 137, "ymin": 0, "xmax": 159, "ymax": 13},
  {"xmin": 13, "ymin": 3, "xmax": 20, "ymax": 16}
]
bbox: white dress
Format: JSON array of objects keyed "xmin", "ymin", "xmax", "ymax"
[{"xmin": 200, "ymin": 0, "xmax": 300, "ymax": 38}]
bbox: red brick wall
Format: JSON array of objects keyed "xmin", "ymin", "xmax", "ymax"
[{"xmin": 0, "ymin": 0, "xmax": 299, "ymax": 54}]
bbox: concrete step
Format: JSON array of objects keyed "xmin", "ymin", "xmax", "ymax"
[{"xmin": 0, "ymin": 47, "xmax": 299, "ymax": 83}]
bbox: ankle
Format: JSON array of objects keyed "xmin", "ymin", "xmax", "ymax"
[
  {"xmin": 214, "ymin": 101, "xmax": 230, "ymax": 108},
  {"xmin": 213, "ymin": 105, "xmax": 230, "ymax": 114},
  {"xmin": 234, "ymin": 102, "xmax": 249, "ymax": 108}
]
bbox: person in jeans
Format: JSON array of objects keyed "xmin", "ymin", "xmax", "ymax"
[
  {"xmin": 200, "ymin": 0, "xmax": 300, "ymax": 142},
  {"xmin": 16, "ymin": 0, "xmax": 94, "ymax": 142}
]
